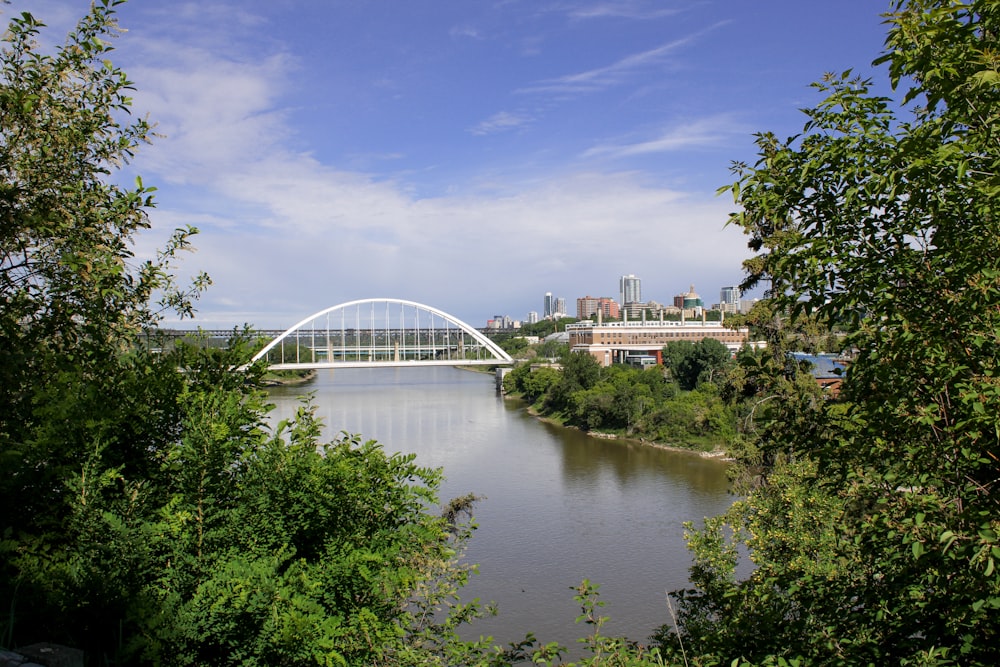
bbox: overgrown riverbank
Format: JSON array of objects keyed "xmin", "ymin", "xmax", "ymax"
[
  {"xmin": 501, "ymin": 344, "xmax": 744, "ymax": 456},
  {"xmin": 261, "ymin": 369, "xmax": 317, "ymax": 386},
  {"xmin": 514, "ymin": 397, "xmax": 733, "ymax": 458}
]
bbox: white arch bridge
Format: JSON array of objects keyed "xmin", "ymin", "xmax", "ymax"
[{"xmin": 251, "ymin": 298, "xmax": 513, "ymax": 370}]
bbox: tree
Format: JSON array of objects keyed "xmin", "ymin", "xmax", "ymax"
[
  {"xmin": 0, "ymin": 5, "xmax": 492, "ymax": 664},
  {"xmin": 662, "ymin": 338, "xmax": 731, "ymax": 390},
  {"xmin": 544, "ymin": 350, "xmax": 602, "ymax": 415},
  {"xmin": 661, "ymin": 340, "xmax": 696, "ymax": 384},
  {"xmin": 0, "ymin": 6, "xmax": 208, "ymax": 651},
  {"xmin": 662, "ymin": 2, "xmax": 1000, "ymax": 664}
]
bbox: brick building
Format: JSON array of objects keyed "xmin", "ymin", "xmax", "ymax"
[{"xmin": 567, "ymin": 317, "xmax": 750, "ymax": 367}]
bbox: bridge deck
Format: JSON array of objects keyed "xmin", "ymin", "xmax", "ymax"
[{"xmin": 269, "ymin": 358, "xmax": 509, "ymax": 370}]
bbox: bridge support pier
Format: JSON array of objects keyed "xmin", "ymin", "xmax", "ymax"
[{"xmin": 496, "ymin": 367, "xmax": 511, "ymax": 393}]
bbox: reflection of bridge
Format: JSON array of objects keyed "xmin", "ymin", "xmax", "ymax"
[{"xmin": 251, "ymin": 298, "xmax": 514, "ymax": 370}]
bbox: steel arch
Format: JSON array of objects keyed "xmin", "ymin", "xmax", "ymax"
[{"xmin": 250, "ymin": 298, "xmax": 513, "ymax": 367}]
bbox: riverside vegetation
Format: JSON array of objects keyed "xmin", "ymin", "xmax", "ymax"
[
  {"xmin": 500, "ymin": 299, "xmax": 849, "ymax": 455},
  {"xmin": 502, "ymin": 338, "xmax": 751, "ymax": 453},
  {"xmin": 2, "ymin": 1, "xmax": 999, "ymax": 665}
]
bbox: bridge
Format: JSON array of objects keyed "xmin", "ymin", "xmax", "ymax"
[{"xmin": 251, "ymin": 298, "xmax": 514, "ymax": 370}]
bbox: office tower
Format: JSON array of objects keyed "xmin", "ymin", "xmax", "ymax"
[
  {"xmin": 543, "ymin": 292, "xmax": 554, "ymax": 318},
  {"xmin": 527, "ymin": 311, "xmax": 539, "ymax": 324},
  {"xmin": 720, "ymin": 286, "xmax": 741, "ymax": 313},
  {"xmin": 555, "ymin": 297, "xmax": 566, "ymax": 317},
  {"xmin": 619, "ymin": 274, "xmax": 641, "ymax": 305}
]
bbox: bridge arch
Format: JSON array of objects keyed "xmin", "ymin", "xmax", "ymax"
[{"xmin": 251, "ymin": 298, "xmax": 513, "ymax": 369}]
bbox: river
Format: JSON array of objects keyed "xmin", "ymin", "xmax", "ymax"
[{"xmin": 266, "ymin": 366, "xmax": 734, "ymax": 651}]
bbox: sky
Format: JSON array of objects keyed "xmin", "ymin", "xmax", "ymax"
[{"xmin": 7, "ymin": 1, "xmax": 894, "ymax": 329}]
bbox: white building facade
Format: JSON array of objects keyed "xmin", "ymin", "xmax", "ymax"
[{"xmin": 619, "ymin": 274, "xmax": 641, "ymax": 306}]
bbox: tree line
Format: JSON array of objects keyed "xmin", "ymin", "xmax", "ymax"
[{"xmin": 502, "ymin": 338, "xmax": 754, "ymax": 452}]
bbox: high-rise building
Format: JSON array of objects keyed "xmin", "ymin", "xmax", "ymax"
[
  {"xmin": 720, "ymin": 286, "xmax": 741, "ymax": 313},
  {"xmin": 527, "ymin": 311, "xmax": 539, "ymax": 324},
  {"xmin": 577, "ymin": 296, "xmax": 599, "ymax": 320},
  {"xmin": 619, "ymin": 274, "xmax": 641, "ymax": 306},
  {"xmin": 577, "ymin": 296, "xmax": 621, "ymax": 320},
  {"xmin": 543, "ymin": 292, "xmax": 554, "ymax": 318},
  {"xmin": 555, "ymin": 297, "xmax": 566, "ymax": 318}
]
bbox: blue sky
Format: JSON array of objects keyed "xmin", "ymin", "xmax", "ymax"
[{"xmin": 8, "ymin": 1, "xmax": 892, "ymax": 329}]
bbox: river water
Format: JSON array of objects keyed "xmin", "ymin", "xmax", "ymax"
[{"xmin": 266, "ymin": 366, "xmax": 734, "ymax": 650}]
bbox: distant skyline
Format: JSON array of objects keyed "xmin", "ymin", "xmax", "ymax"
[{"xmin": 8, "ymin": 1, "xmax": 893, "ymax": 328}]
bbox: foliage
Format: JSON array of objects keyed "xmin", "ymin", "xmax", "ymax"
[
  {"xmin": 0, "ymin": 4, "xmax": 204, "ymax": 653},
  {"xmin": 661, "ymin": 1, "xmax": 1000, "ymax": 664},
  {"xmin": 561, "ymin": 581, "xmax": 667, "ymax": 667},
  {"xmin": 504, "ymin": 352, "xmax": 741, "ymax": 452},
  {"xmin": 146, "ymin": 400, "xmax": 470, "ymax": 666},
  {"xmin": 537, "ymin": 338, "xmax": 570, "ymax": 359},
  {"xmin": 518, "ymin": 317, "xmax": 579, "ymax": 339},
  {"xmin": 0, "ymin": 5, "xmax": 499, "ymax": 665},
  {"xmin": 732, "ymin": 301, "xmax": 845, "ymax": 355},
  {"xmin": 497, "ymin": 334, "xmax": 531, "ymax": 356},
  {"xmin": 662, "ymin": 338, "xmax": 732, "ymax": 391}
]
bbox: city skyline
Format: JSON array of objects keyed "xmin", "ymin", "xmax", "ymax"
[
  {"xmin": 6, "ymin": 1, "xmax": 890, "ymax": 328},
  {"xmin": 501, "ymin": 278, "xmax": 748, "ymax": 327}
]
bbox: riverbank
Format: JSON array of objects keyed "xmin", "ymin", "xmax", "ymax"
[
  {"xmin": 261, "ymin": 369, "xmax": 317, "ymax": 386},
  {"xmin": 513, "ymin": 397, "xmax": 732, "ymax": 460}
]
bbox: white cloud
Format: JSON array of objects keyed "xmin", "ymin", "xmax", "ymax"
[
  {"xmin": 583, "ymin": 115, "xmax": 746, "ymax": 158},
  {"xmin": 517, "ymin": 21, "xmax": 728, "ymax": 97},
  {"xmin": 153, "ymin": 165, "xmax": 748, "ymax": 329},
  {"xmin": 128, "ymin": 47, "xmax": 295, "ymax": 184},
  {"xmin": 517, "ymin": 37, "xmax": 692, "ymax": 95},
  {"xmin": 450, "ymin": 25, "xmax": 482, "ymax": 39},
  {"xmin": 99, "ymin": 3, "xmax": 751, "ymax": 329},
  {"xmin": 566, "ymin": 2, "xmax": 681, "ymax": 21},
  {"xmin": 469, "ymin": 111, "xmax": 535, "ymax": 135}
]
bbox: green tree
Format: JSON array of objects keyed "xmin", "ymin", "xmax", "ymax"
[
  {"xmin": 0, "ymin": 5, "xmax": 496, "ymax": 664},
  {"xmin": 663, "ymin": 2, "xmax": 1000, "ymax": 664},
  {"xmin": 521, "ymin": 365, "xmax": 562, "ymax": 404},
  {"xmin": 544, "ymin": 351, "xmax": 602, "ymax": 414},
  {"xmin": 536, "ymin": 337, "xmax": 568, "ymax": 358},
  {"xmin": 0, "ymin": 4, "xmax": 207, "ymax": 651},
  {"xmin": 662, "ymin": 338, "xmax": 731, "ymax": 390},
  {"xmin": 498, "ymin": 335, "xmax": 530, "ymax": 356},
  {"xmin": 661, "ymin": 340, "xmax": 696, "ymax": 383}
]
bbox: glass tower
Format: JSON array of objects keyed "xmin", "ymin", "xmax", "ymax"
[{"xmin": 619, "ymin": 274, "xmax": 641, "ymax": 305}]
